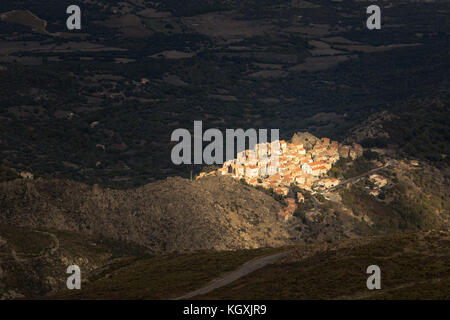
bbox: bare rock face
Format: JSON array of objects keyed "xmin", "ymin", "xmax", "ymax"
[
  {"xmin": 0, "ymin": 176, "xmax": 291, "ymax": 252},
  {"xmin": 291, "ymin": 132, "xmax": 320, "ymax": 150}
]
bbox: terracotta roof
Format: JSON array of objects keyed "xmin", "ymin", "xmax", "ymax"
[
  {"xmin": 278, "ymin": 210, "xmax": 288, "ymax": 217},
  {"xmin": 286, "ymin": 204, "xmax": 296, "ymax": 211}
]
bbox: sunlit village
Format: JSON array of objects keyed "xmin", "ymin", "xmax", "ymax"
[{"xmin": 197, "ymin": 138, "xmax": 364, "ymax": 220}]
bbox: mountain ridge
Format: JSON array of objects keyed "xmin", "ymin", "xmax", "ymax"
[{"xmin": 0, "ymin": 175, "xmax": 293, "ymax": 252}]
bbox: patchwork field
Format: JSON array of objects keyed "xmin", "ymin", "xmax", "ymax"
[{"xmin": 0, "ymin": 10, "xmax": 49, "ymax": 35}]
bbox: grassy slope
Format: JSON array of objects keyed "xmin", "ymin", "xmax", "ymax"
[
  {"xmin": 0, "ymin": 225, "xmax": 148, "ymax": 298},
  {"xmin": 54, "ymin": 247, "xmax": 287, "ymax": 299},
  {"xmin": 194, "ymin": 231, "xmax": 450, "ymax": 300},
  {"xmin": 52, "ymin": 231, "xmax": 450, "ymax": 300},
  {"xmin": 2, "ymin": 224, "xmax": 449, "ymax": 300},
  {"xmin": 1, "ymin": 224, "xmax": 286, "ymax": 299},
  {"xmin": 339, "ymin": 161, "xmax": 450, "ymax": 233}
]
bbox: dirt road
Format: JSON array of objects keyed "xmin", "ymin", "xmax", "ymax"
[{"xmin": 174, "ymin": 251, "xmax": 291, "ymax": 300}]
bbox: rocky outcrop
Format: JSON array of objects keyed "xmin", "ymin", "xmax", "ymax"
[
  {"xmin": 291, "ymin": 132, "xmax": 320, "ymax": 150},
  {"xmin": 0, "ymin": 176, "xmax": 290, "ymax": 252}
]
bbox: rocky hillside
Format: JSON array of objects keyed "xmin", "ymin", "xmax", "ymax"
[
  {"xmin": 291, "ymin": 131, "xmax": 321, "ymax": 150},
  {"xmin": 0, "ymin": 225, "xmax": 147, "ymax": 299},
  {"xmin": 0, "ymin": 175, "xmax": 291, "ymax": 252}
]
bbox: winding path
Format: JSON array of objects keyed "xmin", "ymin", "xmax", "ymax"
[
  {"xmin": 174, "ymin": 251, "xmax": 291, "ymax": 300},
  {"xmin": 310, "ymin": 160, "xmax": 395, "ymax": 209},
  {"xmin": 318, "ymin": 160, "xmax": 395, "ymax": 195}
]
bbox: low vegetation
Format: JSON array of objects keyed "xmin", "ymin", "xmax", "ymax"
[
  {"xmin": 0, "ymin": 165, "xmax": 20, "ymax": 182},
  {"xmin": 194, "ymin": 231, "xmax": 450, "ymax": 300},
  {"xmin": 54, "ymin": 247, "xmax": 286, "ymax": 299},
  {"xmin": 0, "ymin": 0, "xmax": 447, "ymax": 188}
]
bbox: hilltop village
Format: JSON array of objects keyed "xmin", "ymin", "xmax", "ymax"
[{"xmin": 197, "ymin": 137, "xmax": 363, "ymax": 220}]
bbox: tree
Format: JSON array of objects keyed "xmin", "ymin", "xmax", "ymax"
[{"xmin": 363, "ymin": 150, "xmax": 380, "ymax": 161}]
